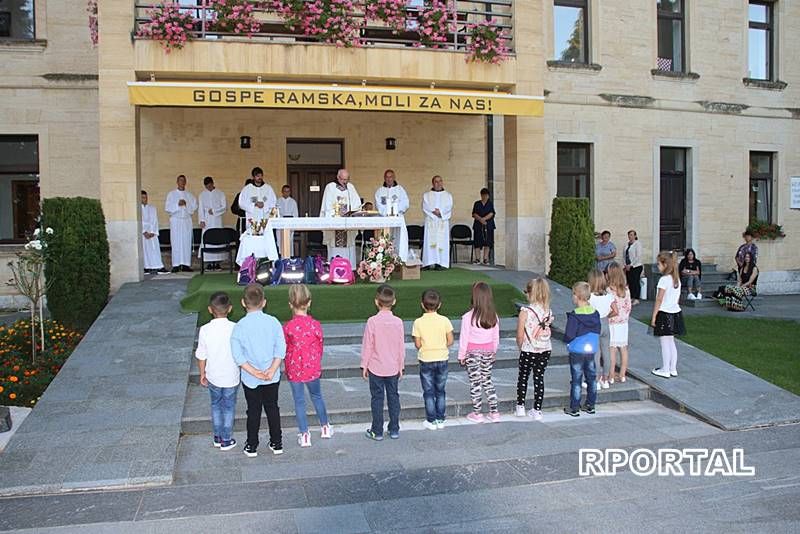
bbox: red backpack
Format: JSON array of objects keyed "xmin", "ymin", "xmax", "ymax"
[{"xmin": 329, "ymin": 256, "xmax": 354, "ymax": 285}]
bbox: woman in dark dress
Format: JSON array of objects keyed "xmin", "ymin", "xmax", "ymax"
[{"xmin": 472, "ymin": 188, "xmax": 496, "ymax": 265}]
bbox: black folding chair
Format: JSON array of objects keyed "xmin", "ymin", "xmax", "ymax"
[
  {"xmin": 192, "ymin": 228, "xmax": 203, "ymax": 256},
  {"xmin": 200, "ymin": 228, "xmax": 238, "ymax": 274},
  {"xmin": 407, "ymin": 224, "xmax": 424, "ymax": 251},
  {"xmin": 449, "ymin": 224, "xmax": 474, "ymax": 264},
  {"xmin": 743, "ymin": 290, "xmax": 757, "ymax": 311},
  {"xmin": 158, "ymin": 228, "xmax": 171, "ymax": 252}
]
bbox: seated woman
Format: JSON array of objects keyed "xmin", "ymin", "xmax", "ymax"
[
  {"xmin": 717, "ymin": 253, "xmax": 758, "ymax": 312},
  {"xmin": 678, "ymin": 248, "xmax": 702, "ymax": 300}
]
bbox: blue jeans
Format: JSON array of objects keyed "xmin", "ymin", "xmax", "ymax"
[
  {"xmin": 419, "ymin": 360, "xmax": 448, "ymax": 422},
  {"xmin": 569, "ymin": 353, "xmax": 597, "ymax": 411},
  {"xmin": 289, "ymin": 379, "xmax": 329, "ymax": 433},
  {"xmin": 208, "ymin": 383, "xmax": 238, "ymax": 441},
  {"xmin": 369, "ymin": 372, "xmax": 400, "ymax": 436}
]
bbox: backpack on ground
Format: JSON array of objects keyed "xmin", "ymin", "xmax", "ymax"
[
  {"xmin": 303, "ymin": 256, "xmax": 317, "ymax": 285},
  {"xmin": 237, "ymin": 254, "xmax": 257, "ymax": 285},
  {"xmin": 329, "ymin": 256, "xmax": 354, "ymax": 285},
  {"xmin": 255, "ymin": 258, "xmax": 274, "ymax": 286},
  {"xmin": 314, "ymin": 255, "xmax": 330, "ymax": 284},
  {"xmin": 277, "ymin": 257, "xmax": 306, "ymax": 284}
]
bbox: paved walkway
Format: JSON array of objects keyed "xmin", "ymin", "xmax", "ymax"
[
  {"xmin": 0, "ymin": 280, "xmax": 196, "ymax": 496},
  {"xmin": 487, "ymin": 271, "xmax": 800, "ymax": 431}
]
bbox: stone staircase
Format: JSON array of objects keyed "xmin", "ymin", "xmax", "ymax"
[{"xmin": 181, "ymin": 325, "xmax": 651, "ymax": 434}]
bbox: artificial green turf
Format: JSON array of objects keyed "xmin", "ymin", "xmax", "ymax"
[{"xmin": 181, "ymin": 268, "xmax": 525, "ymax": 326}]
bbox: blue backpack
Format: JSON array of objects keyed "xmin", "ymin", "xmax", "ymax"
[
  {"xmin": 567, "ymin": 332, "xmax": 600, "ymax": 355},
  {"xmin": 274, "ymin": 257, "xmax": 305, "ymax": 284}
]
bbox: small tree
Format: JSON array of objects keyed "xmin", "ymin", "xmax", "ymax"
[
  {"xmin": 42, "ymin": 198, "xmax": 110, "ymax": 331},
  {"xmin": 548, "ymin": 197, "xmax": 595, "ymax": 288}
]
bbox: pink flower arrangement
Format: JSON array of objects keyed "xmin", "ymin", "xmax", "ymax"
[
  {"xmin": 364, "ymin": 0, "xmax": 409, "ymax": 35},
  {"xmin": 136, "ymin": 2, "xmax": 197, "ymax": 52},
  {"xmin": 465, "ymin": 19, "xmax": 509, "ymax": 64},
  {"xmin": 415, "ymin": 0, "xmax": 453, "ymax": 48},
  {"xmin": 357, "ymin": 233, "xmax": 400, "ymax": 282},
  {"xmin": 269, "ymin": 0, "xmax": 361, "ymax": 46},
  {"xmin": 207, "ymin": 0, "xmax": 262, "ymax": 36},
  {"xmin": 87, "ymin": 0, "xmax": 98, "ymax": 46}
]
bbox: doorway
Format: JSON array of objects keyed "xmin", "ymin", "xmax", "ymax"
[
  {"xmin": 659, "ymin": 147, "xmax": 687, "ymax": 252},
  {"xmin": 285, "ymin": 140, "xmax": 343, "ymax": 217},
  {"xmin": 12, "ymin": 181, "xmax": 39, "ymax": 239}
]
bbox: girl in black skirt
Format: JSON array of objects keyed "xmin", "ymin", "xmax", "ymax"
[
  {"xmin": 650, "ymin": 251, "xmax": 686, "ymax": 379},
  {"xmin": 471, "ymin": 188, "xmax": 496, "ymax": 265}
]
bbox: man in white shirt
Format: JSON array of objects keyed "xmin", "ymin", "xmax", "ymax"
[
  {"xmin": 198, "ymin": 176, "xmax": 227, "ymax": 271},
  {"xmin": 238, "ymin": 166, "xmax": 277, "ymax": 231},
  {"xmin": 422, "ymin": 175, "xmax": 453, "ymax": 270},
  {"xmin": 141, "ymin": 190, "xmax": 167, "ymax": 274},
  {"xmin": 320, "ymin": 168, "xmax": 362, "ymax": 266},
  {"xmin": 374, "ymin": 169, "xmax": 410, "ymax": 262},
  {"xmin": 165, "ymin": 174, "xmax": 198, "ymax": 272},
  {"xmin": 276, "ymin": 184, "xmax": 299, "ymax": 257}
]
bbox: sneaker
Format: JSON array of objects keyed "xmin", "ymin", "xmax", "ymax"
[
  {"xmin": 320, "ymin": 424, "xmax": 333, "ymax": 439},
  {"xmin": 609, "ymin": 377, "xmax": 615, "ymax": 385},
  {"xmin": 670, "ymin": 371, "xmax": 678, "ymax": 377},
  {"xmin": 601, "ymin": 380, "xmax": 610, "ymax": 390},
  {"xmin": 466, "ymin": 412, "xmax": 485, "ymax": 424},
  {"xmin": 365, "ymin": 429, "xmax": 384, "ymax": 441},
  {"xmin": 488, "ymin": 412, "xmax": 501, "ymax": 423},
  {"xmin": 213, "ymin": 435, "xmax": 221, "ymax": 448},
  {"xmin": 219, "ymin": 438, "xmax": 237, "ymax": 451},
  {"xmin": 687, "ymin": 293, "xmax": 696, "ymax": 301},
  {"xmin": 582, "ymin": 381, "xmax": 587, "ymax": 389},
  {"xmin": 582, "ymin": 405, "xmax": 596, "ymax": 414},
  {"xmin": 563, "ymin": 407, "xmax": 580, "ymax": 417},
  {"xmin": 620, "ymin": 376, "xmax": 627, "ymax": 383},
  {"xmin": 243, "ymin": 443, "xmax": 258, "ymax": 457},
  {"xmin": 389, "ymin": 431, "xmax": 400, "ymax": 439},
  {"xmin": 528, "ymin": 409, "xmax": 543, "ymax": 421},
  {"xmin": 268, "ymin": 441, "xmax": 284, "ymax": 455},
  {"xmin": 515, "ymin": 404, "xmax": 527, "ymax": 417},
  {"xmin": 696, "ymin": 293, "xmax": 703, "ymax": 300},
  {"xmin": 435, "ymin": 419, "xmax": 446, "ymax": 430},
  {"xmin": 651, "ymin": 368, "xmax": 671, "ymax": 378},
  {"xmin": 157, "ymin": 267, "xmax": 169, "ymax": 274},
  {"xmin": 297, "ymin": 432, "xmax": 311, "ymax": 448},
  {"xmin": 171, "ymin": 266, "xmax": 180, "ymax": 273},
  {"xmin": 423, "ymin": 420, "xmax": 438, "ymax": 430}
]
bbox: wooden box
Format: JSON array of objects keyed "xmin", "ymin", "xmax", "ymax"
[{"xmin": 396, "ymin": 264, "xmax": 421, "ymax": 280}]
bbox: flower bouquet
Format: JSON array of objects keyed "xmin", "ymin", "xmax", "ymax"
[{"xmin": 357, "ymin": 232, "xmax": 400, "ymax": 282}]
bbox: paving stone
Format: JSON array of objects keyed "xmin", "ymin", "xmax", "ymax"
[
  {"xmin": 294, "ymin": 504, "xmax": 372, "ymax": 534},
  {"xmin": 0, "ymin": 490, "xmax": 143, "ymax": 531}
]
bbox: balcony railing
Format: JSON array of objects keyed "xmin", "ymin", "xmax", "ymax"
[{"xmin": 132, "ymin": 0, "xmax": 514, "ymax": 53}]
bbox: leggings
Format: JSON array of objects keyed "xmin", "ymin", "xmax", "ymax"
[
  {"xmin": 464, "ymin": 351, "xmax": 498, "ymax": 413},
  {"xmin": 659, "ymin": 336, "xmax": 678, "ymax": 374},
  {"xmin": 516, "ymin": 351, "xmax": 551, "ymax": 410}
]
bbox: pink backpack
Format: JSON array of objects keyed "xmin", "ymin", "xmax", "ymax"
[
  {"xmin": 237, "ymin": 254, "xmax": 257, "ymax": 285},
  {"xmin": 329, "ymin": 256, "xmax": 354, "ymax": 285}
]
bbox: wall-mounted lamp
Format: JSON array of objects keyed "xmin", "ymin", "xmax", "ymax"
[
  {"xmin": 240, "ymin": 136, "xmax": 251, "ymax": 149},
  {"xmin": 385, "ymin": 137, "xmax": 396, "ymax": 150}
]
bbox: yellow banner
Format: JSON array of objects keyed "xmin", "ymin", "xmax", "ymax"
[{"xmin": 127, "ymin": 82, "xmax": 543, "ymax": 117}]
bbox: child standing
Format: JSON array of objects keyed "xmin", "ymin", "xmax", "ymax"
[
  {"xmin": 231, "ymin": 283, "xmax": 286, "ymax": 458},
  {"xmin": 606, "ymin": 263, "xmax": 632, "ymax": 383},
  {"xmin": 195, "ymin": 292, "xmax": 239, "ymax": 451},
  {"xmin": 458, "ymin": 282, "xmax": 501, "ymax": 423},
  {"xmin": 283, "ymin": 284, "xmax": 331, "ymax": 449},
  {"xmin": 651, "ymin": 251, "xmax": 685, "ymax": 378},
  {"xmin": 412, "ymin": 289, "xmax": 454, "ymax": 430},
  {"xmin": 515, "ymin": 278, "xmax": 554, "ymax": 420},
  {"xmin": 563, "ymin": 282, "xmax": 601, "ymax": 417},
  {"xmin": 588, "ymin": 269, "xmax": 617, "ymax": 389},
  {"xmin": 361, "ymin": 284, "xmax": 406, "ymax": 441}
]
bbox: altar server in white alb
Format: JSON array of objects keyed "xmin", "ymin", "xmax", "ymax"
[
  {"xmin": 320, "ymin": 168, "xmax": 362, "ymax": 266},
  {"xmin": 197, "ymin": 176, "xmax": 227, "ymax": 270},
  {"xmin": 422, "ymin": 175, "xmax": 453, "ymax": 270},
  {"xmin": 141, "ymin": 190, "xmax": 167, "ymax": 274},
  {"xmin": 374, "ymin": 169, "xmax": 409, "ymax": 262},
  {"xmin": 238, "ymin": 166, "xmax": 277, "ymax": 230},
  {"xmin": 165, "ymin": 174, "xmax": 198, "ymax": 272},
  {"xmin": 276, "ymin": 184, "xmax": 299, "ymax": 257}
]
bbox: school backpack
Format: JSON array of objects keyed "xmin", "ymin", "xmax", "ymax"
[
  {"xmin": 329, "ymin": 256, "xmax": 354, "ymax": 285},
  {"xmin": 303, "ymin": 256, "xmax": 317, "ymax": 285},
  {"xmin": 255, "ymin": 258, "xmax": 274, "ymax": 286},
  {"xmin": 277, "ymin": 257, "xmax": 306, "ymax": 284},
  {"xmin": 314, "ymin": 255, "xmax": 331, "ymax": 284},
  {"xmin": 237, "ymin": 254, "xmax": 257, "ymax": 285},
  {"xmin": 522, "ymin": 305, "xmax": 552, "ymax": 344}
]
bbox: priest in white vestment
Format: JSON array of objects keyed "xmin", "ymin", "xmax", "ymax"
[
  {"xmin": 165, "ymin": 174, "xmax": 198, "ymax": 272},
  {"xmin": 374, "ymin": 169, "xmax": 409, "ymax": 262},
  {"xmin": 276, "ymin": 184, "xmax": 299, "ymax": 257},
  {"xmin": 320, "ymin": 168, "xmax": 362, "ymax": 266},
  {"xmin": 141, "ymin": 190, "xmax": 166, "ymax": 274},
  {"xmin": 238, "ymin": 166, "xmax": 277, "ymax": 231},
  {"xmin": 197, "ymin": 176, "xmax": 227, "ymax": 268},
  {"xmin": 422, "ymin": 175, "xmax": 453, "ymax": 270}
]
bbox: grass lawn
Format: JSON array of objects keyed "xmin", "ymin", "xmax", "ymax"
[
  {"xmin": 639, "ymin": 315, "xmax": 799, "ymax": 395},
  {"xmin": 182, "ymin": 268, "xmax": 524, "ymax": 326}
]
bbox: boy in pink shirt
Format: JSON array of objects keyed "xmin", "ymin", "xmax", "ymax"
[{"xmin": 360, "ymin": 284, "xmax": 406, "ymax": 441}]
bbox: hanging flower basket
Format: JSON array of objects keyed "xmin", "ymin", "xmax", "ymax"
[
  {"xmin": 465, "ymin": 19, "xmax": 509, "ymax": 64},
  {"xmin": 415, "ymin": 0, "xmax": 453, "ymax": 48},
  {"xmin": 206, "ymin": 0, "xmax": 262, "ymax": 36},
  {"xmin": 269, "ymin": 0, "xmax": 362, "ymax": 46},
  {"xmin": 136, "ymin": 2, "xmax": 197, "ymax": 52},
  {"xmin": 364, "ymin": 0, "xmax": 409, "ymax": 35}
]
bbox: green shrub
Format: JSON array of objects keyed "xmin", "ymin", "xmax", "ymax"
[
  {"xmin": 42, "ymin": 197, "xmax": 110, "ymax": 331},
  {"xmin": 548, "ymin": 197, "xmax": 595, "ymax": 288}
]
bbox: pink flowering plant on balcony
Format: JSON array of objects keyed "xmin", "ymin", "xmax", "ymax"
[
  {"xmin": 137, "ymin": 2, "xmax": 197, "ymax": 52},
  {"xmin": 270, "ymin": 0, "xmax": 361, "ymax": 46},
  {"xmin": 364, "ymin": 0, "xmax": 409, "ymax": 35},
  {"xmin": 207, "ymin": 0, "xmax": 262, "ymax": 35},
  {"xmin": 357, "ymin": 233, "xmax": 400, "ymax": 282},
  {"xmin": 87, "ymin": 0, "xmax": 98, "ymax": 46},
  {"xmin": 466, "ymin": 19, "xmax": 509, "ymax": 63},
  {"xmin": 416, "ymin": 0, "xmax": 453, "ymax": 48}
]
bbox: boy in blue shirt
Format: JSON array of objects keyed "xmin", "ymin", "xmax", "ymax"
[
  {"xmin": 231, "ymin": 283, "xmax": 286, "ymax": 457},
  {"xmin": 563, "ymin": 281, "xmax": 601, "ymax": 417}
]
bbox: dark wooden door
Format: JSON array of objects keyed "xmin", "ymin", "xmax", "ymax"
[
  {"xmin": 287, "ymin": 166, "xmax": 339, "ymax": 217},
  {"xmin": 12, "ymin": 181, "xmax": 39, "ymax": 240},
  {"xmin": 659, "ymin": 148, "xmax": 687, "ymax": 252}
]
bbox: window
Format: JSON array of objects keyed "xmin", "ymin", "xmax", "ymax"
[
  {"xmin": 656, "ymin": 0, "xmax": 685, "ymax": 72},
  {"xmin": 0, "ymin": 0, "xmax": 35, "ymax": 40},
  {"xmin": 0, "ymin": 136, "xmax": 39, "ymax": 242},
  {"xmin": 749, "ymin": 152, "xmax": 773, "ymax": 223},
  {"xmin": 748, "ymin": 1, "xmax": 774, "ymax": 80},
  {"xmin": 557, "ymin": 143, "xmax": 591, "ymax": 198},
  {"xmin": 553, "ymin": 0, "xmax": 588, "ymax": 63}
]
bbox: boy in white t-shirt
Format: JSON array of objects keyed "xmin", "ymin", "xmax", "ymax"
[{"xmin": 196, "ymin": 292, "xmax": 240, "ymax": 451}]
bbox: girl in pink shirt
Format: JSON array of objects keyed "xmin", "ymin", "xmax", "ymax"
[
  {"xmin": 283, "ymin": 284, "xmax": 331, "ymax": 448},
  {"xmin": 459, "ymin": 282, "xmax": 501, "ymax": 423}
]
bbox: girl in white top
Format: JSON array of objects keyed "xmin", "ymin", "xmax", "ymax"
[
  {"xmin": 515, "ymin": 278, "xmax": 554, "ymax": 420},
  {"xmin": 588, "ymin": 269, "xmax": 618, "ymax": 389},
  {"xmin": 606, "ymin": 263, "xmax": 632, "ymax": 384},
  {"xmin": 651, "ymin": 251, "xmax": 686, "ymax": 378}
]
